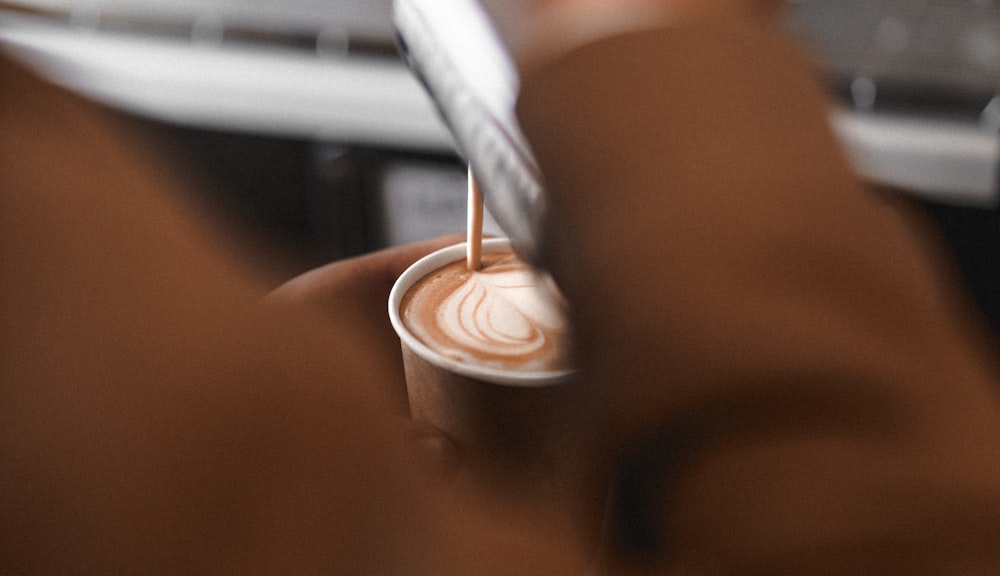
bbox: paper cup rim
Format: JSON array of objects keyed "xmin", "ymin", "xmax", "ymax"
[{"xmin": 388, "ymin": 238, "xmax": 573, "ymax": 387}]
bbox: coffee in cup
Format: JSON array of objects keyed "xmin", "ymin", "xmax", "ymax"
[
  {"xmin": 399, "ymin": 247, "xmax": 569, "ymax": 375},
  {"xmin": 388, "ymin": 238, "xmax": 588, "ymax": 491}
]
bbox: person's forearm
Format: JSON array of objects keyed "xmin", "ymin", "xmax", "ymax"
[
  {"xmin": 518, "ymin": 16, "xmax": 1000, "ymax": 572},
  {"xmin": 0, "ymin": 52, "xmax": 433, "ymax": 574}
]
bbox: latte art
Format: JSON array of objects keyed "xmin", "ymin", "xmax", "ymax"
[
  {"xmin": 441, "ymin": 258, "xmax": 562, "ymax": 356},
  {"xmin": 401, "ymin": 253, "xmax": 568, "ymax": 372}
]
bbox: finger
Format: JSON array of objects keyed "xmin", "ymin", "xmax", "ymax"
[
  {"xmin": 265, "ymin": 233, "xmax": 464, "ymax": 309},
  {"xmin": 263, "ymin": 234, "xmax": 465, "ymax": 414}
]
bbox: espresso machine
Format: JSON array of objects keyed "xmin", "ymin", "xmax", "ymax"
[{"xmin": 1, "ymin": 0, "xmax": 997, "ymax": 327}]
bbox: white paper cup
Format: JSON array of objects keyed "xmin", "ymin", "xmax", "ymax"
[{"xmin": 388, "ymin": 238, "xmax": 587, "ymax": 489}]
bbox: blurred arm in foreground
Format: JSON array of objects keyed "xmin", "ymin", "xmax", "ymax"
[
  {"xmin": 0, "ymin": 47, "xmax": 582, "ymax": 576},
  {"xmin": 4, "ymin": 0, "xmax": 1000, "ymax": 573},
  {"xmin": 513, "ymin": 1, "xmax": 1000, "ymax": 573}
]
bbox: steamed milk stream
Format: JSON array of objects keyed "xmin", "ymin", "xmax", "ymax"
[{"xmin": 400, "ymin": 252, "xmax": 568, "ymax": 372}]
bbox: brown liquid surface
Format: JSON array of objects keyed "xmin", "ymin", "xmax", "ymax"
[{"xmin": 401, "ymin": 252, "xmax": 569, "ymax": 372}]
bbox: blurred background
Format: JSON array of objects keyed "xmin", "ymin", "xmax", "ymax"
[{"xmin": 0, "ymin": 0, "xmax": 997, "ymax": 330}]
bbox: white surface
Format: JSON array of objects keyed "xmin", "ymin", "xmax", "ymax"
[
  {"xmin": 2, "ymin": 0, "xmax": 396, "ymax": 39},
  {"xmin": 832, "ymin": 109, "xmax": 999, "ymax": 206},
  {"xmin": 1, "ymin": 13, "xmax": 997, "ymax": 206},
  {"xmin": 0, "ymin": 15, "xmax": 455, "ymax": 151}
]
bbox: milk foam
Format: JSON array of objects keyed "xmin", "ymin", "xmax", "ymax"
[{"xmin": 402, "ymin": 254, "xmax": 568, "ymax": 372}]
